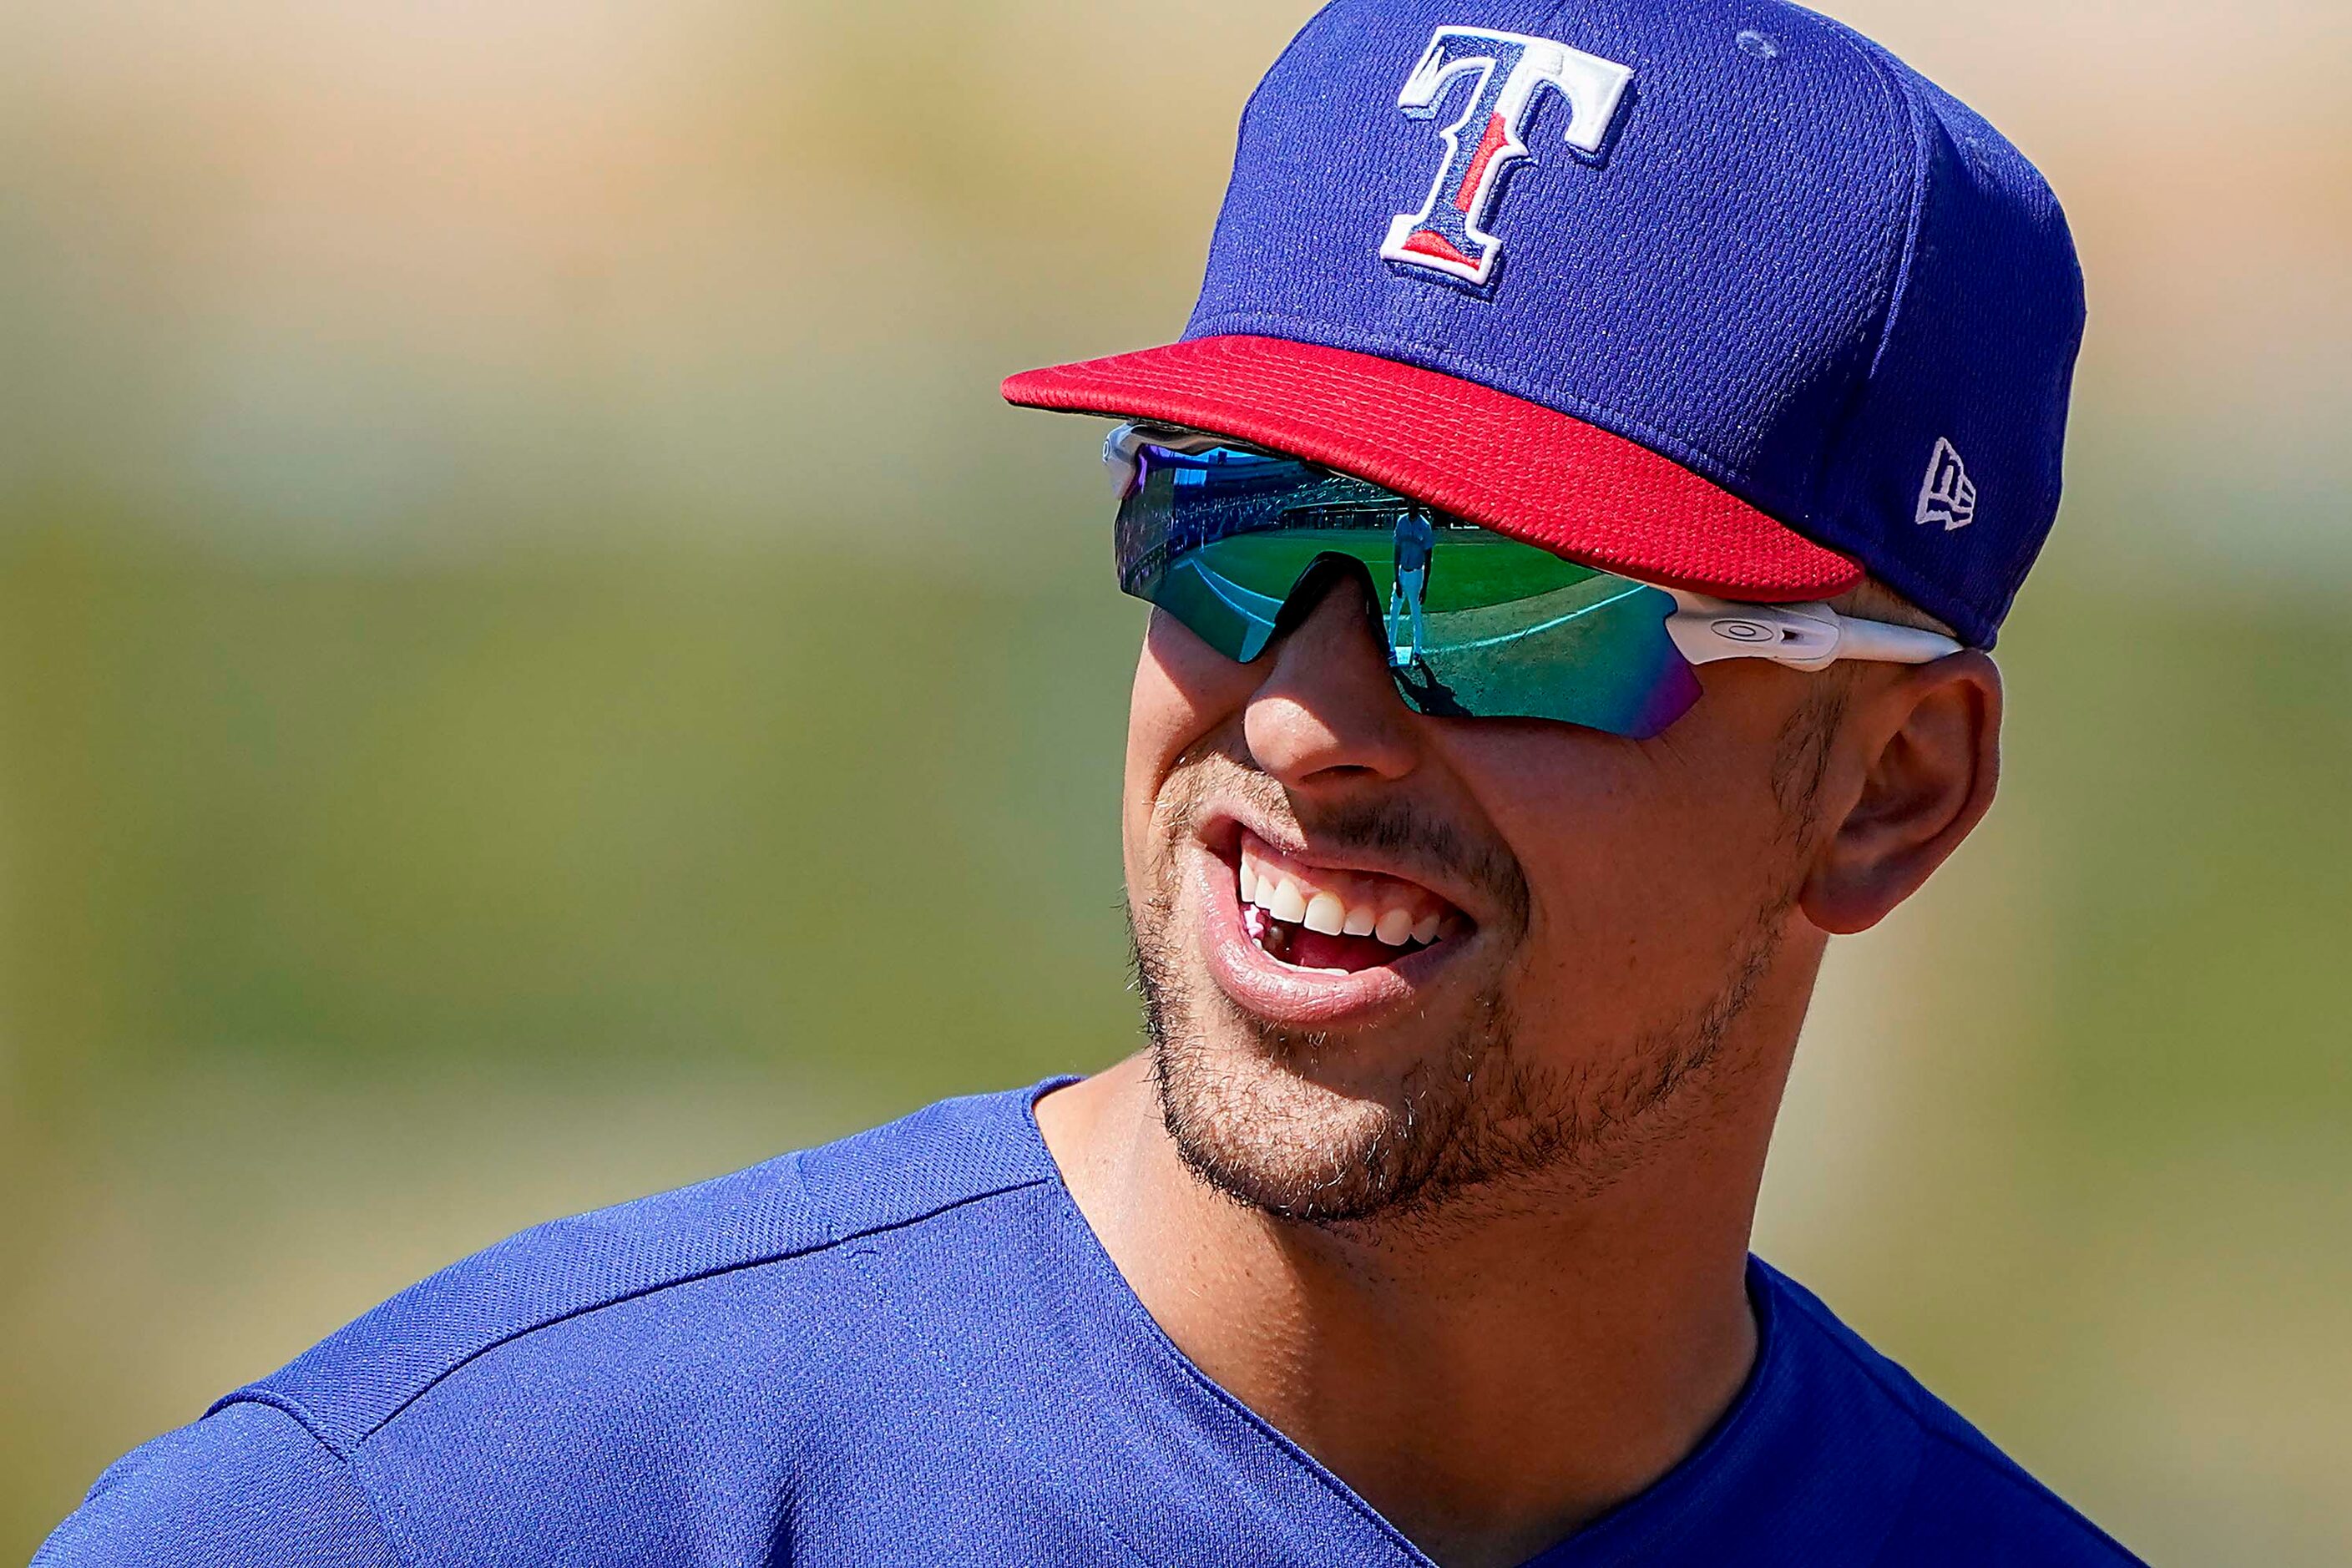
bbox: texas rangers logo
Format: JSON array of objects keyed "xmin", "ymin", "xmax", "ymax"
[{"xmin": 1382, "ymin": 27, "xmax": 1635, "ymax": 286}]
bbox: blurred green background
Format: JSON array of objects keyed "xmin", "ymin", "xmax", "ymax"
[{"xmin": 2, "ymin": 0, "xmax": 2346, "ymax": 1560}]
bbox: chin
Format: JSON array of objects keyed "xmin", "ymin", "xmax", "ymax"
[
  {"xmin": 1157, "ymin": 1049, "xmax": 1456, "ymax": 1225},
  {"xmin": 1138, "ymin": 934, "xmax": 1522, "ymax": 1226}
]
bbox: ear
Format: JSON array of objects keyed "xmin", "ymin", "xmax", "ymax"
[{"xmin": 1799, "ymin": 651, "xmax": 2002, "ymax": 935}]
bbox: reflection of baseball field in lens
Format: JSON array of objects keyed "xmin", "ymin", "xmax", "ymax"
[
  {"xmin": 1146, "ymin": 526, "xmax": 1701, "ymax": 736},
  {"xmin": 1194, "ymin": 527, "xmax": 1601, "ymax": 609}
]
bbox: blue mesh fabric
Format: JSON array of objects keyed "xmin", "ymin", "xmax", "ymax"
[{"xmin": 38, "ymin": 1085, "xmax": 2141, "ymax": 1566}]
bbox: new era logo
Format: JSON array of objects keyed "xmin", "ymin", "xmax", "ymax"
[{"xmin": 1916, "ymin": 438, "xmax": 1976, "ymax": 531}]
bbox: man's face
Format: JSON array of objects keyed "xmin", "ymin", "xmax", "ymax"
[{"xmin": 1124, "ymin": 568, "xmax": 1835, "ymax": 1227}]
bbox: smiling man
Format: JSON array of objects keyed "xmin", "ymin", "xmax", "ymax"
[{"xmin": 39, "ymin": 3, "xmax": 2143, "ymax": 1566}]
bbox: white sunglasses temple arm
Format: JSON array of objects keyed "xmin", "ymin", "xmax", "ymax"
[
  {"xmin": 1105, "ymin": 421, "xmax": 1241, "ymax": 497},
  {"xmin": 1665, "ymin": 592, "xmax": 1964, "ymax": 672},
  {"xmin": 1104, "ymin": 423, "xmax": 1150, "ymax": 497}
]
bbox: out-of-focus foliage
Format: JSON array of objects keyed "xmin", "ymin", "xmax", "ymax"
[{"xmin": 2, "ymin": 1, "xmax": 2346, "ymax": 1562}]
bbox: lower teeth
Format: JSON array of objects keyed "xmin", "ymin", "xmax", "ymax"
[{"xmin": 1254, "ymin": 915, "xmax": 1433, "ymax": 967}]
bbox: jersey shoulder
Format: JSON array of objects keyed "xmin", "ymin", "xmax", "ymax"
[
  {"xmin": 1758, "ymin": 1263, "xmax": 2148, "ymax": 1567},
  {"xmin": 219, "ymin": 1083, "xmax": 1060, "ymax": 1458},
  {"xmin": 34, "ymin": 1401, "xmax": 400, "ymax": 1568}
]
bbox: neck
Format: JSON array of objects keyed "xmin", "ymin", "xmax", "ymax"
[{"xmin": 1036, "ymin": 1052, "xmax": 1779, "ymax": 1568}]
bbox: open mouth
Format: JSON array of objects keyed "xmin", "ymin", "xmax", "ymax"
[{"xmin": 1233, "ymin": 827, "xmax": 1467, "ymax": 975}]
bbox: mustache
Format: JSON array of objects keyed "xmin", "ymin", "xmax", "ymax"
[{"xmin": 1162, "ymin": 753, "xmax": 1530, "ymax": 933}]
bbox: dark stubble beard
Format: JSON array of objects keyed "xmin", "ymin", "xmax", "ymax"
[{"xmin": 1129, "ymin": 761, "xmax": 1798, "ymax": 1234}]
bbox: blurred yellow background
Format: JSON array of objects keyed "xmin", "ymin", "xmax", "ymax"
[{"xmin": 3, "ymin": 1, "xmax": 2346, "ymax": 1560}]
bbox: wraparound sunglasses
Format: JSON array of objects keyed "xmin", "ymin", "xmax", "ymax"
[{"xmin": 1107, "ymin": 424, "xmax": 1961, "ymax": 741}]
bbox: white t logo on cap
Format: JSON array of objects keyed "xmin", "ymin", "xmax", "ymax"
[{"xmin": 1381, "ymin": 27, "xmax": 1634, "ymax": 287}]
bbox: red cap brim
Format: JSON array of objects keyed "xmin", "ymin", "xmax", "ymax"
[{"xmin": 1002, "ymin": 335, "xmax": 1860, "ymax": 602}]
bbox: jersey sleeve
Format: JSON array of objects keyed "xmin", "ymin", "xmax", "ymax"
[{"xmin": 33, "ymin": 1399, "xmax": 405, "ymax": 1568}]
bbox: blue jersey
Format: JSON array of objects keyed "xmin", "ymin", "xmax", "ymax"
[{"xmin": 39, "ymin": 1084, "xmax": 2143, "ymax": 1567}]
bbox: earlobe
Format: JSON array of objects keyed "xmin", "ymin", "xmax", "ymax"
[{"xmin": 1798, "ymin": 652, "xmax": 2002, "ymax": 936}]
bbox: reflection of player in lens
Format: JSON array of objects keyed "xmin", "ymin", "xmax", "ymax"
[{"xmin": 1387, "ymin": 509, "xmax": 1434, "ymax": 666}]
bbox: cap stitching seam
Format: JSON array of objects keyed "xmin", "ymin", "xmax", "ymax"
[{"xmin": 1794, "ymin": 18, "xmax": 1930, "ymax": 520}]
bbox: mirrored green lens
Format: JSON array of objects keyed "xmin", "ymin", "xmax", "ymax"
[
  {"xmin": 1153, "ymin": 528, "xmax": 1401, "ymax": 662},
  {"xmin": 1115, "ymin": 443, "xmax": 1704, "ymax": 739},
  {"xmin": 1390, "ymin": 569, "xmax": 1700, "ymax": 739}
]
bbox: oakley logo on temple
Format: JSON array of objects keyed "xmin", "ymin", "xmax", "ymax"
[
  {"xmin": 1381, "ymin": 26, "xmax": 1634, "ymax": 287},
  {"xmin": 1916, "ymin": 437, "xmax": 1978, "ymax": 531}
]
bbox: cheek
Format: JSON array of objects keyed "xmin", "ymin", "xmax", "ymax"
[
  {"xmin": 1122, "ymin": 613, "xmax": 1257, "ymax": 879},
  {"xmin": 1449, "ymin": 716, "xmax": 1794, "ymax": 1013}
]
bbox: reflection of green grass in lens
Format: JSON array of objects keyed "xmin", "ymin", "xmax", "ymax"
[
  {"xmin": 1196, "ymin": 531, "xmax": 1392, "ymax": 599},
  {"xmin": 1198, "ymin": 529, "xmax": 1599, "ymax": 610},
  {"xmin": 1415, "ymin": 577, "xmax": 1662, "ymax": 656},
  {"xmin": 1408, "ymin": 579, "xmax": 1690, "ymax": 734},
  {"xmin": 1421, "ymin": 534, "xmax": 1599, "ymax": 610}
]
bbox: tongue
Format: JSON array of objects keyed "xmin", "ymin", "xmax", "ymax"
[{"xmin": 1286, "ymin": 928, "xmax": 1404, "ymax": 973}]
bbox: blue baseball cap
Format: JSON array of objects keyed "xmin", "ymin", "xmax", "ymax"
[{"xmin": 1004, "ymin": 0, "xmax": 2086, "ymax": 647}]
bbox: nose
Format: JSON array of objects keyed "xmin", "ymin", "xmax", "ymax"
[{"xmin": 1242, "ymin": 567, "xmax": 1421, "ymax": 790}]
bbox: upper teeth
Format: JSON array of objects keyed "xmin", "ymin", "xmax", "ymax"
[{"xmin": 1237, "ymin": 839, "xmax": 1454, "ymax": 948}]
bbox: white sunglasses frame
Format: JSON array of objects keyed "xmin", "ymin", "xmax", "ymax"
[{"xmin": 1104, "ymin": 422, "xmax": 1963, "ymax": 675}]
